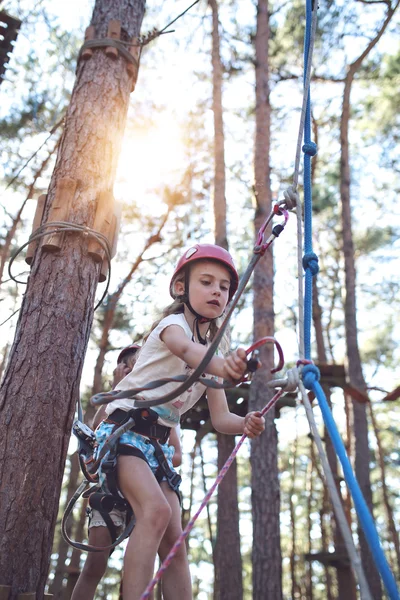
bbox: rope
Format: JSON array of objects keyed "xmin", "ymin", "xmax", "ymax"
[
  {"xmin": 91, "ymin": 209, "xmax": 289, "ymax": 408},
  {"xmin": 298, "ymin": 2, "xmax": 399, "ymax": 597},
  {"xmin": 299, "ymin": 379, "xmax": 373, "ymax": 599},
  {"xmin": 138, "ymin": 389, "xmax": 285, "ymax": 600},
  {"xmin": 302, "ymin": 368, "xmax": 399, "ymax": 599},
  {"xmin": 8, "ymin": 221, "xmax": 112, "ymax": 311},
  {"xmin": 92, "ymin": 336, "xmax": 285, "ymax": 408}
]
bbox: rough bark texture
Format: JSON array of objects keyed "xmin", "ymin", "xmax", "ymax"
[
  {"xmin": 0, "ymin": 1, "xmax": 145, "ymax": 597},
  {"xmin": 209, "ymin": 0, "xmax": 227, "ymax": 250},
  {"xmin": 213, "ymin": 434, "xmax": 243, "ymax": 600},
  {"xmin": 48, "ymin": 452, "xmax": 80, "ymax": 599},
  {"xmin": 250, "ymin": 2, "xmax": 282, "ymax": 598},
  {"xmin": 208, "ymin": 2, "xmax": 243, "ymax": 597},
  {"xmin": 339, "ymin": 6, "xmax": 398, "ymax": 596},
  {"xmin": 368, "ymin": 402, "xmax": 400, "ymax": 577}
]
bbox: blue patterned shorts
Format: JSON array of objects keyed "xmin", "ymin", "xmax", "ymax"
[{"xmin": 95, "ymin": 421, "xmax": 177, "ymax": 490}]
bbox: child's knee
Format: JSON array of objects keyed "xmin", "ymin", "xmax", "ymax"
[
  {"xmin": 82, "ymin": 552, "xmax": 108, "ymax": 580},
  {"xmin": 143, "ymin": 497, "xmax": 172, "ymax": 534}
]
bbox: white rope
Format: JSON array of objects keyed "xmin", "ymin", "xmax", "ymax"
[{"xmin": 299, "ymin": 380, "xmax": 373, "ymax": 600}]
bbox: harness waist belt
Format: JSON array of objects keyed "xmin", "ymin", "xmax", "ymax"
[{"xmin": 105, "ymin": 408, "xmax": 171, "ymax": 445}]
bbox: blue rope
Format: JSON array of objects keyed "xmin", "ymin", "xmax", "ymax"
[
  {"xmin": 302, "ymin": 0, "xmax": 318, "ymax": 360},
  {"xmin": 302, "ymin": 368, "xmax": 400, "ymax": 599},
  {"xmin": 301, "ymin": 1, "xmax": 399, "ymax": 597}
]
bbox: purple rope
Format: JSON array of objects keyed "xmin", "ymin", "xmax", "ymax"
[{"xmin": 139, "ymin": 389, "xmax": 284, "ymax": 599}]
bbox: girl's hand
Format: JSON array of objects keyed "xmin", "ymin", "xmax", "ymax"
[
  {"xmin": 223, "ymin": 348, "xmax": 248, "ymax": 381},
  {"xmin": 244, "ymin": 411, "xmax": 265, "ymax": 439}
]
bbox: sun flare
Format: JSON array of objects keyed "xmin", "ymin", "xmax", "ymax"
[{"xmin": 114, "ymin": 115, "xmax": 185, "ymax": 216}]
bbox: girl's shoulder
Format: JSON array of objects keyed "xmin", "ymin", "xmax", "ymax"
[{"xmin": 154, "ymin": 313, "xmax": 191, "ymax": 338}]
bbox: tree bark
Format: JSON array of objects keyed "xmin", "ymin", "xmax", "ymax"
[
  {"xmin": 0, "ymin": 1, "xmax": 145, "ymax": 597},
  {"xmin": 368, "ymin": 401, "xmax": 400, "ymax": 576},
  {"xmin": 339, "ymin": 5, "xmax": 398, "ymax": 597},
  {"xmin": 250, "ymin": 2, "xmax": 282, "ymax": 598},
  {"xmin": 47, "ymin": 452, "xmax": 80, "ymax": 599},
  {"xmin": 208, "ymin": 2, "xmax": 243, "ymax": 597}
]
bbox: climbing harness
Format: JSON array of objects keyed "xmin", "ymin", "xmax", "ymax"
[
  {"xmin": 64, "ymin": 406, "xmax": 182, "ymax": 553},
  {"xmin": 139, "ymin": 386, "xmax": 286, "ymax": 600},
  {"xmin": 92, "ymin": 336, "xmax": 285, "ymax": 408}
]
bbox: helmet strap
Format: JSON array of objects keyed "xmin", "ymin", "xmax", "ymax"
[{"xmin": 193, "ymin": 318, "xmax": 209, "ymax": 346}]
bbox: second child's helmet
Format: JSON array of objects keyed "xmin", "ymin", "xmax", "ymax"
[
  {"xmin": 117, "ymin": 343, "xmax": 141, "ymax": 364},
  {"xmin": 170, "ymin": 244, "xmax": 239, "ymax": 302}
]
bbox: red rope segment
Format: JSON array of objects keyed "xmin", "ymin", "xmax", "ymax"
[{"xmin": 138, "ymin": 388, "xmax": 285, "ymax": 600}]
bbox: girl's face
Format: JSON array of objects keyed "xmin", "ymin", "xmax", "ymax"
[{"xmin": 180, "ymin": 260, "xmax": 231, "ymax": 318}]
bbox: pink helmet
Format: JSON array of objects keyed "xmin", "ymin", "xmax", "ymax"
[{"xmin": 169, "ymin": 244, "xmax": 239, "ymax": 301}]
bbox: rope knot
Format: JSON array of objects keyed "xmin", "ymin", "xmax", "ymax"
[
  {"xmin": 302, "ymin": 252, "xmax": 319, "ymax": 276},
  {"xmin": 280, "ymin": 186, "xmax": 299, "ymax": 211},
  {"xmin": 285, "ymin": 367, "xmax": 300, "ymax": 392},
  {"xmin": 302, "ymin": 142, "xmax": 317, "ymax": 157},
  {"xmin": 302, "ymin": 364, "xmax": 320, "ymax": 390}
]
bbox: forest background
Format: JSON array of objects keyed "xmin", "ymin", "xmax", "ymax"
[{"xmin": 0, "ymin": 0, "xmax": 399, "ymax": 599}]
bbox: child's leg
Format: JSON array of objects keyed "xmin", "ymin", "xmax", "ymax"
[
  {"xmin": 70, "ymin": 526, "xmax": 111, "ymax": 600},
  {"xmin": 118, "ymin": 455, "xmax": 172, "ymax": 600},
  {"xmin": 158, "ymin": 483, "xmax": 192, "ymax": 600}
]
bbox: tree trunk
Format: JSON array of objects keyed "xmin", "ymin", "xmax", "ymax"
[
  {"xmin": 368, "ymin": 401, "xmax": 400, "ymax": 576},
  {"xmin": 289, "ymin": 436, "xmax": 299, "ymax": 599},
  {"xmin": 64, "ymin": 499, "xmax": 89, "ymax": 599},
  {"xmin": 339, "ymin": 6, "xmax": 397, "ymax": 597},
  {"xmin": 250, "ymin": 1, "xmax": 282, "ymax": 598},
  {"xmin": 48, "ymin": 452, "xmax": 80, "ymax": 599},
  {"xmin": 0, "ymin": 1, "xmax": 145, "ymax": 597},
  {"xmin": 207, "ymin": 2, "xmax": 243, "ymax": 598}
]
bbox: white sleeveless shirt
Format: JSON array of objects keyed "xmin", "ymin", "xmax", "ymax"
[{"xmin": 105, "ymin": 313, "xmax": 212, "ymax": 427}]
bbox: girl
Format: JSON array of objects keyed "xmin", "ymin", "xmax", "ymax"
[{"xmin": 95, "ymin": 243, "xmax": 265, "ymax": 600}]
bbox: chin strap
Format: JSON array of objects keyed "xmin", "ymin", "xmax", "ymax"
[
  {"xmin": 193, "ymin": 318, "xmax": 209, "ymax": 345},
  {"xmin": 177, "ymin": 268, "xmax": 223, "ymax": 326}
]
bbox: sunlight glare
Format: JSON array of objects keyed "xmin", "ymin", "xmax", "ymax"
[{"xmin": 115, "ymin": 116, "xmax": 185, "ymax": 216}]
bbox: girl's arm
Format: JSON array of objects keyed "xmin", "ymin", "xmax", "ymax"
[
  {"xmin": 169, "ymin": 425, "xmax": 182, "ymax": 467},
  {"xmin": 161, "ymin": 324, "xmax": 247, "ymax": 381},
  {"xmin": 207, "ymin": 388, "xmax": 265, "ymax": 439}
]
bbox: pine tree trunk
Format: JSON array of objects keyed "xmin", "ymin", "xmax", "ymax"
[
  {"xmin": 208, "ymin": 1, "xmax": 243, "ymax": 598},
  {"xmin": 340, "ymin": 70, "xmax": 381, "ymax": 600},
  {"xmin": 368, "ymin": 402, "xmax": 400, "ymax": 576},
  {"xmin": 338, "ymin": 6, "xmax": 397, "ymax": 597},
  {"xmin": 48, "ymin": 453, "xmax": 80, "ymax": 599},
  {"xmin": 250, "ymin": 1, "xmax": 282, "ymax": 598},
  {"xmin": 0, "ymin": 1, "xmax": 145, "ymax": 597}
]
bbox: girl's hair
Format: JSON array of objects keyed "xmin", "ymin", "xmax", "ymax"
[{"xmin": 144, "ymin": 268, "xmax": 230, "ymax": 355}]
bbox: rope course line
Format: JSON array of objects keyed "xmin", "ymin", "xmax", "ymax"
[
  {"xmin": 299, "ymin": 378, "xmax": 373, "ymax": 599},
  {"xmin": 296, "ymin": 1, "xmax": 399, "ymax": 598},
  {"xmin": 8, "ymin": 221, "xmax": 112, "ymax": 311}
]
